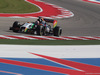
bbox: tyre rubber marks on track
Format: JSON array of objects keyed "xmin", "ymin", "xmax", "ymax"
[{"xmin": 0, "ymin": 0, "xmax": 74, "ymax": 18}]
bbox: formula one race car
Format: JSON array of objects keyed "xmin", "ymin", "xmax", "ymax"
[{"xmin": 9, "ymin": 17, "xmax": 62, "ymax": 37}]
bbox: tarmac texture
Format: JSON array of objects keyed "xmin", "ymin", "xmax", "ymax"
[{"xmin": 0, "ymin": 0, "xmax": 100, "ymax": 36}]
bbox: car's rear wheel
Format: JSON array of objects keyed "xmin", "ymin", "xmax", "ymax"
[{"xmin": 53, "ymin": 26, "xmax": 62, "ymax": 37}]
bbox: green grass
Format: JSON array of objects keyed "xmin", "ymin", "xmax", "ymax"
[
  {"xmin": 0, "ymin": 0, "xmax": 40, "ymax": 13},
  {"xmin": 0, "ymin": 39, "xmax": 100, "ymax": 45}
]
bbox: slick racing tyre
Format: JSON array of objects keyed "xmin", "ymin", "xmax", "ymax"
[
  {"xmin": 37, "ymin": 25, "xmax": 44, "ymax": 36},
  {"xmin": 12, "ymin": 21, "xmax": 20, "ymax": 32},
  {"xmin": 53, "ymin": 26, "xmax": 62, "ymax": 37}
]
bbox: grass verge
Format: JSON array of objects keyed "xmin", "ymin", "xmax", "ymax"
[
  {"xmin": 0, "ymin": 0, "xmax": 40, "ymax": 13},
  {"xmin": 0, "ymin": 39, "xmax": 100, "ymax": 45}
]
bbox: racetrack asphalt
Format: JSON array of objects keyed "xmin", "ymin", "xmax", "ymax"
[{"xmin": 0, "ymin": 0, "xmax": 100, "ymax": 36}]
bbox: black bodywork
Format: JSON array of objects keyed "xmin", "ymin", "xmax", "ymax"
[{"xmin": 10, "ymin": 18, "xmax": 62, "ymax": 37}]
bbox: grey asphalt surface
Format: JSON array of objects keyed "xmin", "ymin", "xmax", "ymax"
[{"xmin": 0, "ymin": 0, "xmax": 100, "ymax": 36}]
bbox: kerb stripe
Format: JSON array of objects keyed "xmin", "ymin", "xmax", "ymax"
[{"xmin": 0, "ymin": 35, "xmax": 100, "ymax": 40}]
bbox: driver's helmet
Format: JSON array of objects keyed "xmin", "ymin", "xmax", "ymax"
[
  {"xmin": 38, "ymin": 17, "xmax": 44, "ymax": 23},
  {"xmin": 38, "ymin": 16, "xmax": 42, "ymax": 19}
]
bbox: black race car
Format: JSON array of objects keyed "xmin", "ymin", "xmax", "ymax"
[{"xmin": 9, "ymin": 18, "xmax": 62, "ymax": 37}]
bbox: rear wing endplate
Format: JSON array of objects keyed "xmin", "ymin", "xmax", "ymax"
[{"xmin": 44, "ymin": 19, "xmax": 57, "ymax": 28}]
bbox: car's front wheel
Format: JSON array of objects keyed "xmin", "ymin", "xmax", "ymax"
[
  {"xmin": 37, "ymin": 25, "xmax": 44, "ymax": 36},
  {"xmin": 12, "ymin": 21, "xmax": 20, "ymax": 32}
]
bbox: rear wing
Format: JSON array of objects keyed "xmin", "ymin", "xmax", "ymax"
[{"xmin": 44, "ymin": 18, "xmax": 57, "ymax": 28}]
